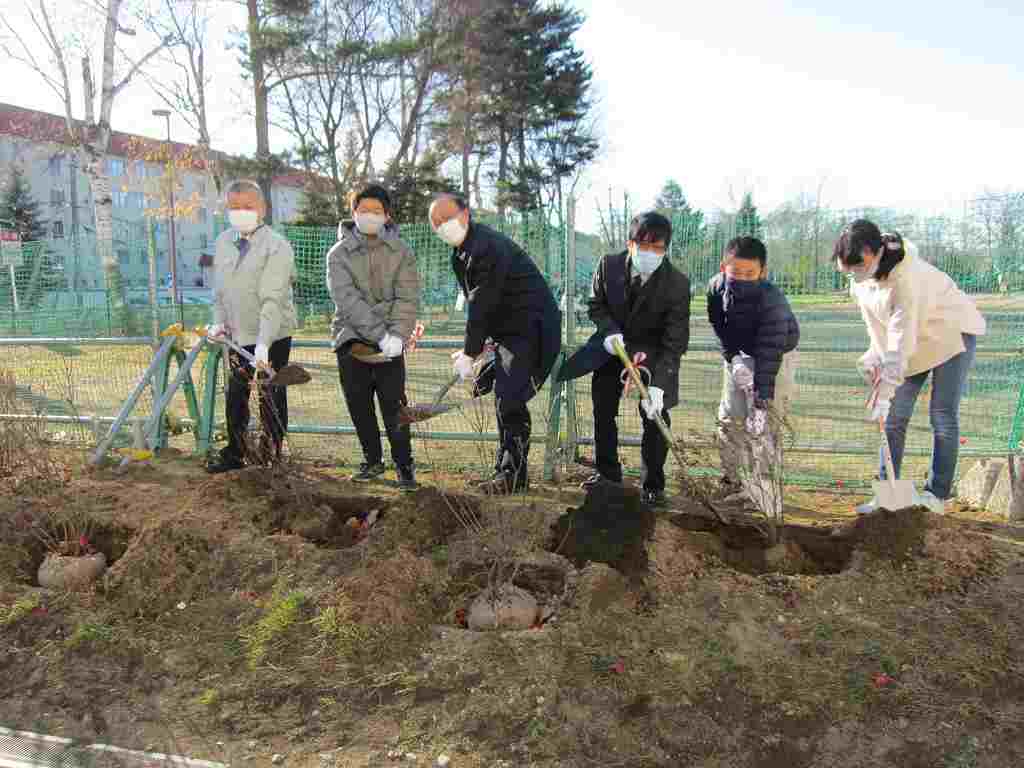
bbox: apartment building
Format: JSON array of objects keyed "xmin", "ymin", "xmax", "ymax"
[{"xmin": 0, "ymin": 102, "xmax": 306, "ymax": 291}]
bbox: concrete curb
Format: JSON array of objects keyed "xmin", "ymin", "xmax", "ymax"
[{"xmin": 0, "ymin": 727, "xmax": 225, "ymax": 768}]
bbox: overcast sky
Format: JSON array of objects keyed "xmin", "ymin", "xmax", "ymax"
[{"xmin": 3, "ymin": 0, "xmax": 1023, "ymax": 229}]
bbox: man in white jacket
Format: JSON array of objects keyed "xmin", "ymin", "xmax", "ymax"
[
  {"xmin": 206, "ymin": 180, "xmax": 298, "ymax": 473},
  {"xmin": 834, "ymin": 220, "xmax": 986, "ymax": 515}
]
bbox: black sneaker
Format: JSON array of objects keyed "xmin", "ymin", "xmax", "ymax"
[
  {"xmin": 642, "ymin": 489, "xmax": 667, "ymax": 508},
  {"xmin": 396, "ymin": 464, "xmax": 418, "ymax": 492},
  {"xmin": 207, "ymin": 451, "xmax": 244, "ymax": 474},
  {"xmin": 352, "ymin": 462, "xmax": 386, "ymax": 482}
]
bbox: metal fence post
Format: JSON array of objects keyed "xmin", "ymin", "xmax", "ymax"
[
  {"xmin": 564, "ymin": 196, "xmax": 579, "ymax": 463},
  {"xmin": 542, "ymin": 352, "xmax": 564, "ymax": 482},
  {"xmin": 196, "ymin": 344, "xmax": 222, "ymax": 455}
]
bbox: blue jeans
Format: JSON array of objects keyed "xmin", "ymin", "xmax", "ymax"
[{"xmin": 880, "ymin": 334, "xmax": 977, "ymax": 499}]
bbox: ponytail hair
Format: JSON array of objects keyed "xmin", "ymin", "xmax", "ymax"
[
  {"xmin": 875, "ymin": 231, "xmax": 905, "ymax": 280},
  {"xmin": 832, "ymin": 218, "xmax": 905, "ymax": 281}
]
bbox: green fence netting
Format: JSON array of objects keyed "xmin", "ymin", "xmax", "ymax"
[{"xmin": 0, "ymin": 209, "xmax": 1020, "ymax": 489}]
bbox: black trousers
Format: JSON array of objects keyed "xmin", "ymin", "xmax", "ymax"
[
  {"xmin": 224, "ymin": 336, "xmax": 291, "ymax": 461},
  {"xmin": 591, "ymin": 358, "xmax": 671, "ymax": 492},
  {"xmin": 478, "ymin": 327, "xmax": 560, "ymax": 481},
  {"xmin": 336, "ymin": 349, "xmax": 413, "ymax": 467}
]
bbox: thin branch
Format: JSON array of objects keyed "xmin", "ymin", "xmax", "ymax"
[{"xmin": 112, "ymin": 36, "xmax": 170, "ymax": 97}]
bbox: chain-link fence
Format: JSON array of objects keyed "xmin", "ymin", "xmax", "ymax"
[{"xmin": 0, "ymin": 203, "xmax": 1021, "ymax": 489}]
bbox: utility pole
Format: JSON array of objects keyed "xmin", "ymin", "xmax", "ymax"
[{"xmin": 152, "ymin": 109, "xmax": 180, "ymax": 319}]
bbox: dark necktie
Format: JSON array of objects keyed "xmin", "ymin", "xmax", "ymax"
[{"xmin": 237, "ymin": 238, "xmax": 250, "ymax": 260}]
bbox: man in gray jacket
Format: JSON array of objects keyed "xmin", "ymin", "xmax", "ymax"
[
  {"xmin": 327, "ymin": 185, "xmax": 420, "ymax": 489},
  {"xmin": 207, "ymin": 180, "xmax": 298, "ymax": 473}
]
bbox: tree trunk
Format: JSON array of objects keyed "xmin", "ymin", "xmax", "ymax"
[
  {"xmin": 1008, "ymin": 454, "xmax": 1024, "ymax": 523},
  {"xmin": 473, "ymin": 155, "xmax": 484, "ymax": 209},
  {"xmin": 461, "ymin": 111, "xmax": 471, "ymax": 199},
  {"xmin": 497, "ymin": 125, "xmax": 510, "ymax": 220},
  {"xmin": 248, "ymin": 0, "xmax": 274, "ymax": 223},
  {"xmin": 90, "ymin": 1, "xmax": 131, "ymax": 333},
  {"xmin": 85, "ymin": 159, "xmax": 130, "ymax": 334}
]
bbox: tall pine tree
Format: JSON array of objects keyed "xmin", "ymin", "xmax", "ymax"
[
  {"xmin": 1, "ymin": 167, "xmax": 48, "ymax": 241},
  {"xmin": 654, "ymin": 178, "xmax": 705, "ymax": 254},
  {"xmin": 1, "ymin": 167, "xmax": 56, "ymax": 306},
  {"xmin": 736, "ymin": 192, "xmax": 762, "ymax": 238}
]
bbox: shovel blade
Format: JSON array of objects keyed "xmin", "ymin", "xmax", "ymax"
[
  {"xmin": 873, "ymin": 479, "xmax": 918, "ymax": 511},
  {"xmin": 267, "ymin": 364, "xmax": 312, "ymax": 387},
  {"xmin": 397, "ymin": 403, "xmax": 457, "ymax": 425}
]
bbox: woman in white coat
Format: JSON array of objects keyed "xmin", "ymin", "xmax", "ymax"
[{"xmin": 833, "ymin": 219, "xmax": 986, "ymax": 515}]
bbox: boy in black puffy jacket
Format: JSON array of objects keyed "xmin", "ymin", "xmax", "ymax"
[{"xmin": 707, "ymin": 236, "xmax": 800, "ymax": 499}]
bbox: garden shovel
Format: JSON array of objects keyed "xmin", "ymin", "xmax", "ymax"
[
  {"xmin": 196, "ymin": 328, "xmax": 311, "ymax": 386},
  {"xmin": 613, "ymin": 339, "xmax": 729, "ymax": 523},
  {"xmin": 868, "ymin": 383, "xmax": 917, "ymax": 510},
  {"xmin": 397, "ymin": 373, "xmax": 461, "ymax": 425},
  {"xmin": 350, "ymin": 324, "xmax": 427, "ymax": 365},
  {"xmin": 396, "ymin": 349, "xmax": 497, "ymax": 425}
]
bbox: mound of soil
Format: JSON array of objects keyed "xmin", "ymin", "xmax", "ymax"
[
  {"xmin": 375, "ymin": 486, "xmax": 484, "ymax": 553},
  {"xmin": 548, "ymin": 479, "xmax": 655, "ymax": 579},
  {"xmin": 845, "ymin": 505, "xmax": 929, "ymax": 562}
]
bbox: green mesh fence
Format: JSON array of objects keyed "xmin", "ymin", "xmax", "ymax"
[{"xmin": 0, "ymin": 208, "xmax": 1021, "ymax": 490}]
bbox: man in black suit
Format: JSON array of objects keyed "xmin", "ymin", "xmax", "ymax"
[
  {"xmin": 559, "ymin": 212, "xmax": 691, "ymax": 507},
  {"xmin": 429, "ymin": 193, "xmax": 562, "ymax": 494}
]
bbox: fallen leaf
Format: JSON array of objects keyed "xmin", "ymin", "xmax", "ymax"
[{"xmin": 872, "ymin": 672, "xmax": 895, "ymax": 688}]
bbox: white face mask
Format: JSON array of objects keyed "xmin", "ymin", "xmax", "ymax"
[
  {"xmin": 435, "ymin": 217, "xmax": 468, "ymax": 247},
  {"xmin": 633, "ymin": 249, "xmax": 663, "ymax": 278},
  {"xmin": 849, "ymin": 254, "xmax": 880, "ymax": 283},
  {"xmin": 229, "ymin": 209, "xmax": 259, "ymax": 234},
  {"xmin": 355, "ymin": 212, "xmax": 387, "ymax": 236}
]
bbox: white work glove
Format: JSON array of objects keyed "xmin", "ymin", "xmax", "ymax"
[
  {"xmin": 452, "ymin": 350, "xmax": 475, "ymax": 382},
  {"xmin": 746, "ymin": 396, "xmax": 769, "ymax": 436},
  {"xmin": 870, "ymin": 397, "xmax": 891, "ymax": 424},
  {"xmin": 731, "ymin": 357, "xmax": 754, "ymax": 392},
  {"xmin": 857, "ymin": 350, "xmax": 882, "ymax": 386},
  {"xmin": 603, "ymin": 333, "xmax": 625, "ymax": 356},
  {"xmin": 254, "ymin": 343, "xmax": 270, "ymax": 369},
  {"xmin": 379, "ymin": 333, "xmax": 404, "ymax": 359},
  {"xmin": 206, "ymin": 323, "xmax": 227, "ymax": 340},
  {"xmin": 641, "ymin": 386, "xmax": 665, "ymax": 420}
]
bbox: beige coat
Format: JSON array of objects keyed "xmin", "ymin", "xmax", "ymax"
[
  {"xmin": 326, "ymin": 221, "xmax": 419, "ymax": 350},
  {"xmin": 851, "ymin": 243, "xmax": 986, "ymax": 381},
  {"xmin": 212, "ymin": 225, "xmax": 297, "ymax": 347}
]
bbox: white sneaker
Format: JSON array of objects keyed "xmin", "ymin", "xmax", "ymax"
[
  {"xmin": 916, "ymin": 490, "xmax": 946, "ymax": 515},
  {"xmin": 855, "ymin": 497, "xmax": 878, "ymax": 515}
]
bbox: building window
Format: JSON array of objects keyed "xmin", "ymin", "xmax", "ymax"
[
  {"xmin": 200, "ymin": 233, "xmax": 208, "ymax": 248},
  {"xmin": 105, "ymin": 157, "xmax": 126, "ymax": 177},
  {"xmin": 113, "ymin": 189, "xmax": 128, "ymax": 208},
  {"xmin": 126, "ymin": 191, "xmax": 143, "ymax": 209},
  {"xmin": 198, "ymin": 207, "xmax": 208, "ymax": 223},
  {"xmin": 49, "ymin": 155, "xmax": 63, "ymax": 178},
  {"xmin": 118, "ymin": 249, "xmax": 130, "ymax": 267},
  {"xmin": 52, "ymin": 221, "xmax": 64, "ymax": 239},
  {"xmin": 196, "ymin": 179, "xmax": 207, "ymax": 196},
  {"xmin": 50, "ymin": 188, "xmax": 65, "ymax": 206}
]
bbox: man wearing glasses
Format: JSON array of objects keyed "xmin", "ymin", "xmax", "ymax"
[{"xmin": 560, "ymin": 211, "xmax": 691, "ymax": 508}]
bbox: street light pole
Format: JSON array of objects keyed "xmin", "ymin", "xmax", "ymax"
[{"xmin": 152, "ymin": 109, "xmax": 179, "ymax": 314}]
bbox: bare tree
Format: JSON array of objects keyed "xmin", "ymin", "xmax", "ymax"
[
  {"xmin": 268, "ymin": 0, "xmax": 382, "ymax": 215},
  {"xmin": 2, "ymin": 0, "xmax": 168, "ymax": 325},
  {"xmin": 137, "ymin": 0, "xmax": 222, "ymax": 195}
]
